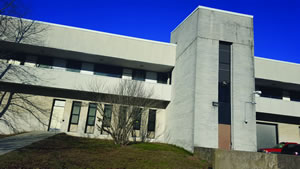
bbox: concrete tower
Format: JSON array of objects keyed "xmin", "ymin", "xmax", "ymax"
[{"xmin": 165, "ymin": 6, "xmax": 256, "ymax": 152}]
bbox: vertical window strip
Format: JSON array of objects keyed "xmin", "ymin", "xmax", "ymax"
[
  {"xmin": 102, "ymin": 104, "xmax": 112, "ymax": 128},
  {"xmin": 68, "ymin": 101, "xmax": 82, "ymax": 131},
  {"xmin": 147, "ymin": 109, "xmax": 156, "ymax": 132}
]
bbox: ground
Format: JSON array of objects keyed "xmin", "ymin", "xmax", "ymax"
[{"xmin": 0, "ymin": 133, "xmax": 210, "ymax": 169}]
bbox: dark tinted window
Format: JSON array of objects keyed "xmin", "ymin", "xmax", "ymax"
[
  {"xmin": 257, "ymin": 86, "xmax": 283, "ymax": 99},
  {"xmin": 148, "ymin": 109, "xmax": 156, "ymax": 132},
  {"xmin": 218, "ymin": 41, "xmax": 232, "ymax": 125},
  {"xmin": 157, "ymin": 73, "xmax": 168, "ymax": 84},
  {"xmin": 290, "ymin": 91, "xmax": 300, "ymax": 102},
  {"xmin": 94, "ymin": 64, "xmax": 122, "ymax": 78},
  {"xmin": 37, "ymin": 56, "xmax": 53, "ymax": 69},
  {"xmin": 133, "ymin": 108, "xmax": 142, "ymax": 130},
  {"xmin": 133, "ymin": 70, "xmax": 145, "ymax": 81},
  {"xmin": 66, "ymin": 60, "xmax": 81, "ymax": 72}
]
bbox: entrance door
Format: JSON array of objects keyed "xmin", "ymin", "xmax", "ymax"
[{"xmin": 49, "ymin": 100, "xmax": 66, "ymax": 132}]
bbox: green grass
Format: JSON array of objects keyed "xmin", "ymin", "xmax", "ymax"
[{"xmin": 0, "ymin": 133, "xmax": 210, "ymax": 169}]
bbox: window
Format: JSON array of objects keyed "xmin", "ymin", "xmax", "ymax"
[
  {"xmin": 66, "ymin": 60, "xmax": 81, "ymax": 72},
  {"xmin": 119, "ymin": 106, "xmax": 127, "ymax": 128},
  {"xmin": 290, "ymin": 91, "xmax": 300, "ymax": 102},
  {"xmin": 102, "ymin": 104, "xmax": 112, "ymax": 128},
  {"xmin": 218, "ymin": 41, "xmax": 232, "ymax": 125},
  {"xmin": 68, "ymin": 102, "xmax": 81, "ymax": 131},
  {"xmin": 133, "ymin": 108, "xmax": 142, "ymax": 130},
  {"xmin": 157, "ymin": 72, "xmax": 168, "ymax": 84},
  {"xmin": 85, "ymin": 103, "xmax": 97, "ymax": 133},
  {"xmin": 94, "ymin": 64, "xmax": 122, "ymax": 78},
  {"xmin": 257, "ymin": 86, "xmax": 283, "ymax": 99},
  {"xmin": 36, "ymin": 56, "xmax": 53, "ymax": 69},
  {"xmin": 147, "ymin": 109, "xmax": 156, "ymax": 132},
  {"xmin": 133, "ymin": 69, "xmax": 145, "ymax": 81}
]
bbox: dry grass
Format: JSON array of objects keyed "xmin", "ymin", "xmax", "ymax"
[{"xmin": 0, "ymin": 133, "xmax": 210, "ymax": 169}]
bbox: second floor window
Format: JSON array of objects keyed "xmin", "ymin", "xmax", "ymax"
[
  {"xmin": 66, "ymin": 60, "xmax": 81, "ymax": 72},
  {"xmin": 133, "ymin": 70, "xmax": 145, "ymax": 81}
]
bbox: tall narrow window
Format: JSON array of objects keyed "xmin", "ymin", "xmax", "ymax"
[
  {"xmin": 218, "ymin": 41, "xmax": 232, "ymax": 125},
  {"xmin": 133, "ymin": 108, "xmax": 142, "ymax": 130},
  {"xmin": 102, "ymin": 104, "xmax": 112, "ymax": 128},
  {"xmin": 68, "ymin": 102, "xmax": 81, "ymax": 131},
  {"xmin": 147, "ymin": 109, "xmax": 156, "ymax": 132},
  {"xmin": 85, "ymin": 103, "xmax": 97, "ymax": 133}
]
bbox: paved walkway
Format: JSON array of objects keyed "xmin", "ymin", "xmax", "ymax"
[{"xmin": 0, "ymin": 131, "xmax": 57, "ymax": 156}]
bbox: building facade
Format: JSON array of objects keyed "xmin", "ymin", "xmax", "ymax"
[{"xmin": 0, "ymin": 6, "xmax": 299, "ymax": 152}]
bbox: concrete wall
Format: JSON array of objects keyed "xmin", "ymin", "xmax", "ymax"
[
  {"xmin": 1, "ymin": 18, "xmax": 176, "ymax": 68},
  {"xmin": 0, "ymin": 62, "xmax": 171, "ymax": 101},
  {"xmin": 195, "ymin": 147, "xmax": 300, "ymax": 169},
  {"xmin": 165, "ymin": 9, "xmax": 198, "ymax": 152},
  {"xmin": 256, "ymin": 96, "xmax": 300, "ymax": 117},
  {"xmin": 255, "ymin": 57, "xmax": 300, "ymax": 84},
  {"xmin": 0, "ymin": 93, "xmax": 53, "ymax": 134},
  {"xmin": 0, "ymin": 92, "xmax": 166, "ymax": 143},
  {"xmin": 167, "ymin": 6, "xmax": 256, "ymax": 152}
]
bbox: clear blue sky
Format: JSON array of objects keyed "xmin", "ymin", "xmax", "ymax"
[{"xmin": 24, "ymin": 0, "xmax": 300, "ymax": 63}]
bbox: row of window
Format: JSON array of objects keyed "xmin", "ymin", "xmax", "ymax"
[
  {"xmin": 256, "ymin": 86, "xmax": 300, "ymax": 102},
  {"xmin": 68, "ymin": 101, "xmax": 156, "ymax": 134},
  {"xmin": 5, "ymin": 55, "xmax": 170, "ymax": 84}
]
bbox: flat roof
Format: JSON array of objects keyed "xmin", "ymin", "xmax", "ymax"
[{"xmin": 172, "ymin": 5, "xmax": 253, "ymax": 34}]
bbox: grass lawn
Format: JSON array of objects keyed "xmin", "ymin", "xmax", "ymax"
[{"xmin": 0, "ymin": 133, "xmax": 210, "ymax": 169}]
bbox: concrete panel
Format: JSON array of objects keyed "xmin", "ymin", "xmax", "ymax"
[
  {"xmin": 195, "ymin": 146, "xmax": 300, "ymax": 169},
  {"xmin": 197, "ymin": 8, "xmax": 253, "ymax": 46},
  {"xmin": 165, "ymin": 41, "xmax": 197, "ymax": 152},
  {"xmin": 30, "ymin": 21, "xmax": 176, "ymax": 67},
  {"xmin": 170, "ymin": 9, "xmax": 199, "ymax": 57},
  {"xmin": 193, "ymin": 38, "xmax": 219, "ymax": 149},
  {"xmin": 0, "ymin": 94, "xmax": 53, "ymax": 134},
  {"xmin": 278, "ymin": 123, "xmax": 300, "ymax": 143},
  {"xmin": 256, "ymin": 97, "xmax": 300, "ymax": 117},
  {"xmin": 255, "ymin": 57, "xmax": 300, "ymax": 85},
  {"xmin": 231, "ymin": 43, "xmax": 256, "ymax": 152},
  {"xmin": 0, "ymin": 62, "xmax": 171, "ymax": 101}
]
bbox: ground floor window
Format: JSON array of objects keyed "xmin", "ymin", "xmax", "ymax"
[
  {"xmin": 68, "ymin": 101, "xmax": 81, "ymax": 132},
  {"xmin": 85, "ymin": 103, "xmax": 97, "ymax": 134},
  {"xmin": 256, "ymin": 122, "xmax": 278, "ymax": 150},
  {"xmin": 102, "ymin": 104, "xmax": 112, "ymax": 128},
  {"xmin": 147, "ymin": 109, "xmax": 156, "ymax": 132}
]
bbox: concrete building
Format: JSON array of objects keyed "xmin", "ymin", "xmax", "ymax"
[{"xmin": 0, "ymin": 6, "xmax": 299, "ymax": 152}]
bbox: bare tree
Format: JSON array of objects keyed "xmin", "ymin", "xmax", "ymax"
[
  {"xmin": 89, "ymin": 79, "xmax": 156, "ymax": 145},
  {"xmin": 0, "ymin": 0, "xmax": 49, "ymax": 132}
]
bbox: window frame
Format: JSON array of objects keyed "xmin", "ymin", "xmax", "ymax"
[
  {"xmin": 68, "ymin": 101, "xmax": 82, "ymax": 131},
  {"xmin": 85, "ymin": 103, "xmax": 97, "ymax": 133},
  {"xmin": 147, "ymin": 109, "xmax": 156, "ymax": 132}
]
